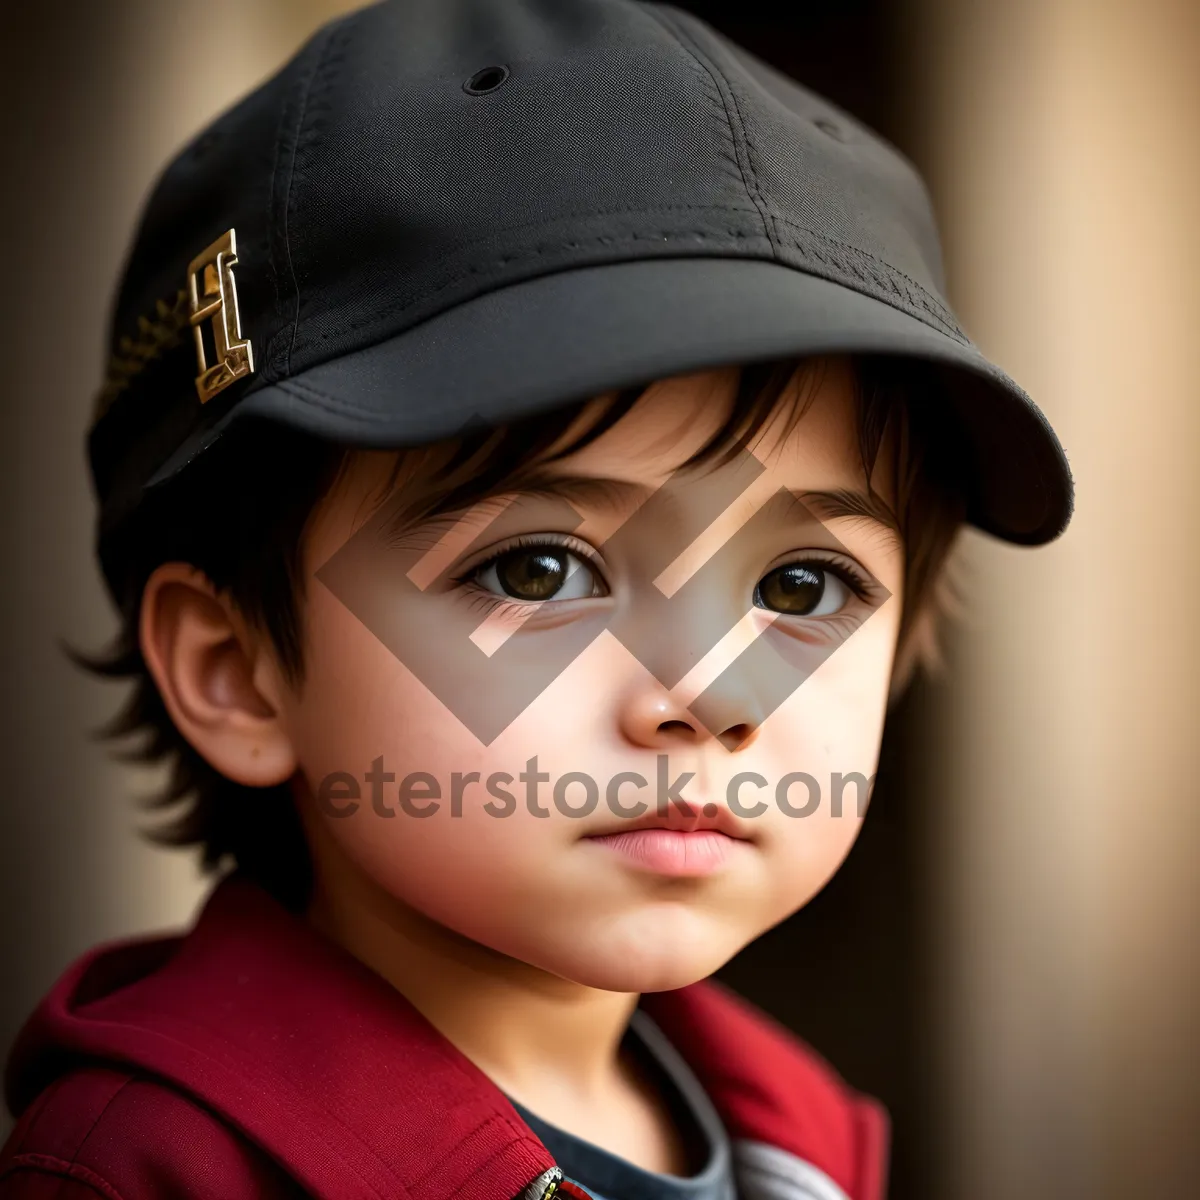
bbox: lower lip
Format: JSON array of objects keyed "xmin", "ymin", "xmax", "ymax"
[{"xmin": 584, "ymin": 829, "xmax": 742, "ymax": 877}]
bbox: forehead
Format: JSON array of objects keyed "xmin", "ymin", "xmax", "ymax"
[{"xmin": 553, "ymin": 355, "xmax": 867, "ymax": 492}]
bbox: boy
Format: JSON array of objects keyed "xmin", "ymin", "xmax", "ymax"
[{"xmin": 0, "ymin": 1, "xmax": 1072, "ymax": 1198}]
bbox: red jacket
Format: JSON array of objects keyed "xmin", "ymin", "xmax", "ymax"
[{"xmin": 0, "ymin": 877, "xmax": 888, "ymax": 1199}]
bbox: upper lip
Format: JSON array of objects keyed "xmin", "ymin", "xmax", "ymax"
[{"xmin": 584, "ymin": 802, "xmax": 754, "ymax": 842}]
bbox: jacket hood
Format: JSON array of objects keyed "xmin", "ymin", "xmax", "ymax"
[{"xmin": 5, "ymin": 876, "xmax": 886, "ymax": 1200}]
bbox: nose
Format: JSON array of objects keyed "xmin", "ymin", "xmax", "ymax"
[{"xmin": 618, "ymin": 679, "xmax": 760, "ymax": 752}]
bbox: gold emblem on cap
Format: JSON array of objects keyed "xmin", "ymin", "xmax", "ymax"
[{"xmin": 187, "ymin": 228, "xmax": 254, "ymax": 403}]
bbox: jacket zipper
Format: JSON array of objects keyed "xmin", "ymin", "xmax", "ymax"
[
  {"xmin": 517, "ymin": 1166, "xmax": 563, "ymax": 1199},
  {"xmin": 516, "ymin": 1165, "xmax": 593, "ymax": 1199}
]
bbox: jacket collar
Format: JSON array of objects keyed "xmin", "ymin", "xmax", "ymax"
[{"xmin": 6, "ymin": 875, "xmax": 883, "ymax": 1200}]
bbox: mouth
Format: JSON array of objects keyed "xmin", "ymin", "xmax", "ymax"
[
  {"xmin": 580, "ymin": 804, "xmax": 754, "ymax": 878},
  {"xmin": 582, "ymin": 827, "xmax": 746, "ymax": 877}
]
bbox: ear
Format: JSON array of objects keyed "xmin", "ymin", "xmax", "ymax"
[{"xmin": 139, "ymin": 563, "xmax": 299, "ymax": 787}]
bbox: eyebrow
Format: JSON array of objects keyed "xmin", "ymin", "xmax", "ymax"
[
  {"xmin": 379, "ymin": 470, "xmax": 653, "ymax": 543},
  {"xmin": 408, "ymin": 473, "xmax": 901, "ymax": 549},
  {"xmin": 511, "ymin": 474, "xmax": 900, "ymax": 536},
  {"xmin": 796, "ymin": 488, "xmax": 901, "ymax": 546}
]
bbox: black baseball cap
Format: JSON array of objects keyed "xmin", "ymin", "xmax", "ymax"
[{"xmin": 89, "ymin": 0, "xmax": 1073, "ymax": 578}]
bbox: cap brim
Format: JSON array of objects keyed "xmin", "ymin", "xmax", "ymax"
[{"xmin": 152, "ymin": 257, "xmax": 1072, "ymax": 544}]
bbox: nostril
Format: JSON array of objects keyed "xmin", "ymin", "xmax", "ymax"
[
  {"xmin": 656, "ymin": 719, "xmax": 698, "ymax": 740},
  {"xmin": 463, "ymin": 65, "xmax": 510, "ymax": 95},
  {"xmin": 717, "ymin": 724, "xmax": 755, "ymax": 752}
]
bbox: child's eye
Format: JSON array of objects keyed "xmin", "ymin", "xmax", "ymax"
[
  {"xmin": 472, "ymin": 544, "xmax": 605, "ymax": 603},
  {"xmin": 754, "ymin": 562, "xmax": 855, "ymax": 617}
]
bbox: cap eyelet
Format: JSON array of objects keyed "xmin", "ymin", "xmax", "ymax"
[{"xmin": 464, "ymin": 65, "xmax": 510, "ymax": 95}]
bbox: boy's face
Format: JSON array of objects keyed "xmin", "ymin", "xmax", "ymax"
[{"xmin": 284, "ymin": 355, "xmax": 904, "ymax": 992}]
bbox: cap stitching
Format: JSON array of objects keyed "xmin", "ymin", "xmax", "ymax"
[
  {"xmin": 266, "ymin": 37, "xmax": 322, "ymax": 379},
  {"xmin": 279, "ymin": 20, "xmax": 349, "ymax": 379},
  {"xmin": 312, "ymin": 227, "xmax": 758, "ymax": 346},
  {"xmin": 622, "ymin": 14, "xmax": 745, "ymax": 194},
  {"xmin": 656, "ymin": 9, "xmax": 783, "ymax": 257},
  {"xmin": 647, "ymin": 6, "xmax": 963, "ymax": 341},
  {"xmin": 641, "ymin": 4, "xmax": 777, "ymax": 254},
  {"xmin": 294, "ymin": 217, "xmax": 960, "ymax": 351},
  {"xmin": 315, "ymin": 200, "xmax": 763, "ymax": 291},
  {"xmin": 770, "ymin": 214, "xmax": 966, "ymax": 339},
  {"xmin": 301, "ymin": 210, "xmax": 769, "ymax": 342}
]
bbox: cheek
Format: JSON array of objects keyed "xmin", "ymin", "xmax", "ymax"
[
  {"xmin": 286, "ymin": 584, "xmax": 458, "ymax": 777},
  {"xmin": 766, "ymin": 596, "xmax": 898, "ymax": 774},
  {"xmin": 284, "ymin": 584, "xmax": 616, "ymax": 956},
  {"xmin": 746, "ymin": 595, "xmax": 899, "ymax": 907},
  {"xmin": 283, "ymin": 585, "xmax": 500, "ymax": 877}
]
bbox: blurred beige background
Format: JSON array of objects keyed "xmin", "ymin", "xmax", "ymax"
[
  {"xmin": 915, "ymin": 0, "xmax": 1200, "ymax": 1194},
  {"xmin": 1, "ymin": 1, "xmax": 1197, "ymax": 1196}
]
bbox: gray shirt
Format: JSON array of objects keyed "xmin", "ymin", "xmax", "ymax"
[{"xmin": 509, "ymin": 1009, "xmax": 737, "ymax": 1200}]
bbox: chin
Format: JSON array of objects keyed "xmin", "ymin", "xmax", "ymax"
[{"xmin": 528, "ymin": 914, "xmax": 752, "ymax": 994}]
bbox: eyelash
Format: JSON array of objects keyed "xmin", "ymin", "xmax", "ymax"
[
  {"xmin": 789, "ymin": 553, "xmax": 877, "ymax": 601},
  {"xmin": 454, "ymin": 533, "xmax": 607, "ymax": 596},
  {"xmin": 457, "ymin": 535, "xmax": 879, "ymax": 610}
]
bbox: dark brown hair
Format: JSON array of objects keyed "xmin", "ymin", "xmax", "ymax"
[{"xmin": 80, "ymin": 355, "xmax": 965, "ymax": 909}]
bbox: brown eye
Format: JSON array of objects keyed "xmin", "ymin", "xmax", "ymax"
[
  {"xmin": 755, "ymin": 563, "xmax": 848, "ymax": 616},
  {"xmin": 496, "ymin": 549, "xmax": 568, "ymax": 599},
  {"xmin": 475, "ymin": 544, "xmax": 602, "ymax": 602}
]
